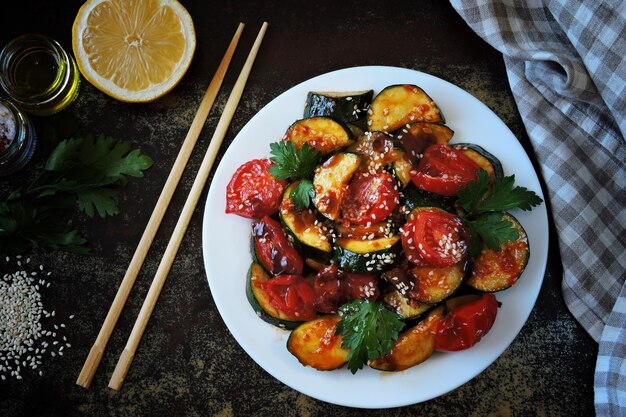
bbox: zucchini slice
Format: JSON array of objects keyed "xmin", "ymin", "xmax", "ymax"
[
  {"xmin": 303, "ymin": 90, "xmax": 373, "ymax": 124},
  {"xmin": 285, "ymin": 116, "xmax": 353, "ymax": 155},
  {"xmin": 396, "ymin": 122, "xmax": 454, "ymax": 164},
  {"xmin": 368, "ymin": 85, "xmax": 444, "ymax": 133},
  {"xmin": 453, "ymin": 143, "xmax": 503, "ymax": 179},
  {"xmin": 408, "ymin": 261, "xmax": 468, "ymax": 304},
  {"xmin": 382, "ymin": 256, "xmax": 467, "ymax": 304},
  {"xmin": 369, "ymin": 306, "xmax": 443, "ymax": 371},
  {"xmin": 391, "ymin": 149, "xmax": 413, "ymax": 188},
  {"xmin": 346, "ymin": 131, "xmax": 399, "ymax": 169},
  {"xmin": 382, "ymin": 286, "xmax": 431, "ymax": 320},
  {"xmin": 245, "ymin": 263, "xmax": 303, "ymax": 330},
  {"xmin": 287, "ymin": 315, "xmax": 349, "ymax": 371},
  {"xmin": 312, "ymin": 152, "xmax": 361, "ymax": 221},
  {"xmin": 334, "ymin": 235, "xmax": 401, "ymax": 273},
  {"xmin": 466, "ymin": 213, "xmax": 529, "ymax": 292},
  {"xmin": 280, "ymin": 182, "xmax": 333, "ymax": 263},
  {"xmin": 305, "ymin": 258, "xmax": 329, "ymax": 271}
]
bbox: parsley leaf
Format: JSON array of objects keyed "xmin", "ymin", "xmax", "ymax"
[
  {"xmin": 335, "ymin": 300, "xmax": 404, "ymax": 374},
  {"xmin": 0, "ymin": 198, "xmax": 89, "ymax": 255},
  {"xmin": 479, "ymin": 174, "xmax": 544, "ymax": 213},
  {"xmin": 457, "ymin": 169, "xmax": 490, "ymax": 214},
  {"xmin": 457, "ymin": 168, "xmax": 542, "ymax": 256},
  {"xmin": 77, "ymin": 188, "xmax": 120, "ymax": 218},
  {"xmin": 458, "ymin": 169, "xmax": 543, "ymax": 216},
  {"xmin": 33, "ymin": 135, "xmax": 153, "ymax": 205},
  {"xmin": 0, "ymin": 135, "xmax": 152, "ymax": 256},
  {"xmin": 466, "ymin": 213, "xmax": 520, "ymax": 257},
  {"xmin": 290, "ymin": 179, "xmax": 314, "ymax": 210},
  {"xmin": 268, "ymin": 141, "xmax": 321, "ymax": 208}
]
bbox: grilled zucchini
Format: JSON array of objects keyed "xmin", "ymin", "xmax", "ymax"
[
  {"xmin": 368, "ymin": 85, "xmax": 444, "ymax": 133},
  {"xmin": 334, "ymin": 235, "xmax": 401, "ymax": 273},
  {"xmin": 287, "ymin": 315, "xmax": 349, "ymax": 370},
  {"xmin": 368, "ymin": 306, "xmax": 443, "ymax": 371},
  {"xmin": 466, "ymin": 213, "xmax": 529, "ymax": 292},
  {"xmin": 285, "ymin": 116, "xmax": 353, "ymax": 155},
  {"xmin": 396, "ymin": 122, "xmax": 454, "ymax": 164},
  {"xmin": 304, "ymin": 90, "xmax": 373, "ymax": 124},
  {"xmin": 312, "ymin": 152, "xmax": 361, "ymax": 221},
  {"xmin": 280, "ymin": 182, "xmax": 333, "ymax": 264},
  {"xmin": 246, "ymin": 263, "xmax": 303, "ymax": 330}
]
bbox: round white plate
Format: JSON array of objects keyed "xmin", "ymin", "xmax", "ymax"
[{"xmin": 202, "ymin": 66, "xmax": 548, "ymax": 409}]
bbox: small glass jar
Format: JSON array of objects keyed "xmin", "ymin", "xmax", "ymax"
[
  {"xmin": 0, "ymin": 34, "xmax": 80, "ymax": 116},
  {"xmin": 0, "ymin": 99, "xmax": 37, "ymax": 176}
]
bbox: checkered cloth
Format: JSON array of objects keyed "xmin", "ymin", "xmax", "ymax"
[{"xmin": 449, "ymin": 0, "xmax": 626, "ymax": 415}]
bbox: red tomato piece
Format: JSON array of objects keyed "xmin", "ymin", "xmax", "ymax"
[
  {"xmin": 340, "ymin": 171, "xmax": 399, "ymax": 225},
  {"xmin": 400, "ymin": 224, "xmax": 429, "ymax": 266},
  {"xmin": 253, "ymin": 216, "xmax": 303, "ymax": 276},
  {"xmin": 313, "ymin": 266, "xmax": 343, "ymax": 313},
  {"xmin": 262, "ymin": 275, "xmax": 317, "ymax": 321},
  {"xmin": 410, "ymin": 144, "xmax": 480, "ymax": 196},
  {"xmin": 225, "ymin": 159, "xmax": 287, "ymax": 219},
  {"xmin": 435, "ymin": 294, "xmax": 499, "ymax": 351},
  {"xmin": 313, "ymin": 265, "xmax": 379, "ymax": 313},
  {"xmin": 400, "ymin": 209, "xmax": 470, "ymax": 267},
  {"xmin": 344, "ymin": 273, "xmax": 380, "ymax": 301}
]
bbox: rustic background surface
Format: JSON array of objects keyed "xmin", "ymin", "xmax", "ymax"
[{"xmin": 0, "ymin": 1, "xmax": 596, "ymax": 416}]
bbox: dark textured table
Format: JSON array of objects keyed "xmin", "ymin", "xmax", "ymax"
[{"xmin": 0, "ymin": 1, "xmax": 597, "ymax": 416}]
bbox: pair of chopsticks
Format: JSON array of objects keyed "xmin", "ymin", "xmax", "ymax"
[{"xmin": 76, "ymin": 22, "xmax": 268, "ymax": 391}]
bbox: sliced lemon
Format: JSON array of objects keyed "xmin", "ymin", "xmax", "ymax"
[{"xmin": 72, "ymin": 0, "xmax": 196, "ymax": 102}]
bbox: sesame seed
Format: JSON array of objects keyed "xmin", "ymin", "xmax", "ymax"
[{"xmin": 0, "ymin": 258, "xmax": 72, "ymax": 381}]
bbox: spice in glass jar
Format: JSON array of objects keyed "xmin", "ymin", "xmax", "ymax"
[
  {"xmin": 0, "ymin": 99, "xmax": 36, "ymax": 176},
  {"xmin": 0, "ymin": 102, "xmax": 16, "ymax": 153}
]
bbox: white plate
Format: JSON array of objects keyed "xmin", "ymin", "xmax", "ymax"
[{"xmin": 202, "ymin": 66, "xmax": 548, "ymax": 409}]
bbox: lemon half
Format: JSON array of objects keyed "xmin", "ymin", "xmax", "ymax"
[{"xmin": 72, "ymin": 0, "xmax": 196, "ymax": 102}]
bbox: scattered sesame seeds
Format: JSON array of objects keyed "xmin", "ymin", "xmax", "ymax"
[{"xmin": 0, "ymin": 257, "xmax": 73, "ymax": 381}]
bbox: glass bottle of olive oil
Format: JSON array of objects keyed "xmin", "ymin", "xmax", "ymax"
[{"xmin": 0, "ymin": 34, "xmax": 80, "ymax": 116}]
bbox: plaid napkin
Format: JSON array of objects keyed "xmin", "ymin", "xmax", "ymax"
[{"xmin": 449, "ymin": 0, "xmax": 626, "ymax": 415}]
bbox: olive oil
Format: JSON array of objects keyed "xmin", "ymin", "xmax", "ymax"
[{"xmin": 0, "ymin": 34, "xmax": 80, "ymax": 116}]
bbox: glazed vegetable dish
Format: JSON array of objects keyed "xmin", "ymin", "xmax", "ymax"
[{"xmin": 225, "ymin": 85, "xmax": 542, "ymax": 373}]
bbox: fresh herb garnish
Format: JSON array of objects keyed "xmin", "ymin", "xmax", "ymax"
[
  {"xmin": 268, "ymin": 141, "xmax": 321, "ymax": 209},
  {"xmin": 458, "ymin": 169, "xmax": 542, "ymax": 256},
  {"xmin": 335, "ymin": 299, "xmax": 404, "ymax": 374},
  {"xmin": 0, "ymin": 135, "xmax": 153, "ymax": 255}
]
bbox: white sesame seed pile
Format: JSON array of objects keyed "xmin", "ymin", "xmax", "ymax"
[{"xmin": 0, "ymin": 256, "xmax": 73, "ymax": 381}]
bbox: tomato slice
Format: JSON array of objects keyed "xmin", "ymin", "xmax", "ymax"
[
  {"xmin": 400, "ymin": 225, "xmax": 429, "ymax": 266},
  {"xmin": 226, "ymin": 159, "xmax": 287, "ymax": 219},
  {"xmin": 340, "ymin": 171, "xmax": 399, "ymax": 225},
  {"xmin": 313, "ymin": 266, "xmax": 343, "ymax": 313},
  {"xmin": 410, "ymin": 144, "xmax": 480, "ymax": 196},
  {"xmin": 400, "ymin": 209, "xmax": 470, "ymax": 267},
  {"xmin": 344, "ymin": 272, "xmax": 380, "ymax": 301},
  {"xmin": 435, "ymin": 293, "xmax": 498, "ymax": 351},
  {"xmin": 253, "ymin": 216, "xmax": 303, "ymax": 276},
  {"xmin": 313, "ymin": 265, "xmax": 379, "ymax": 313},
  {"xmin": 262, "ymin": 275, "xmax": 317, "ymax": 321}
]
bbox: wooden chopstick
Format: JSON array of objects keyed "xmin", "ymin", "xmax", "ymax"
[
  {"xmin": 108, "ymin": 22, "xmax": 269, "ymax": 391},
  {"xmin": 75, "ymin": 23, "xmax": 245, "ymax": 389}
]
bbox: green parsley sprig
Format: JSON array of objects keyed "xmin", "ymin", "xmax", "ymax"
[
  {"xmin": 0, "ymin": 135, "xmax": 153, "ymax": 255},
  {"xmin": 268, "ymin": 141, "xmax": 321, "ymax": 209},
  {"xmin": 335, "ymin": 299, "xmax": 404, "ymax": 374},
  {"xmin": 457, "ymin": 169, "xmax": 543, "ymax": 256}
]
